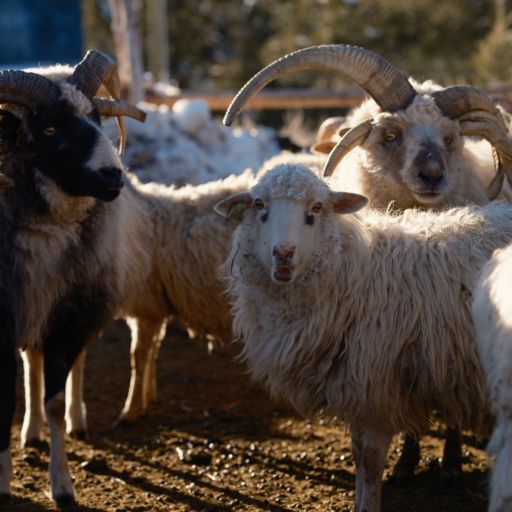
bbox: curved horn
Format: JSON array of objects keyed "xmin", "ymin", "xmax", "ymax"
[
  {"xmin": 0, "ymin": 70, "xmax": 61, "ymax": 109},
  {"xmin": 224, "ymin": 44, "xmax": 417, "ymax": 126},
  {"xmin": 93, "ymin": 98, "xmax": 147, "ymax": 122},
  {"xmin": 322, "ymin": 120, "xmax": 373, "ymax": 177},
  {"xmin": 67, "ymin": 50, "xmax": 118, "ymax": 98},
  {"xmin": 432, "ymin": 85, "xmax": 499, "ymax": 119},
  {"xmin": 94, "ymin": 98, "xmax": 147, "ymax": 154},
  {"xmin": 487, "ymin": 151, "xmax": 506, "ymax": 200},
  {"xmin": 68, "ymin": 50, "xmax": 131, "ymax": 154}
]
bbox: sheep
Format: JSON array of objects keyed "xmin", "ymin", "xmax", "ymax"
[
  {"xmin": 223, "ymin": 43, "xmax": 512, "ymax": 483},
  {"xmin": 22, "ymin": 153, "xmax": 314, "ymax": 442},
  {"xmin": 215, "ymin": 162, "xmax": 512, "ymax": 512},
  {"xmin": 224, "ymin": 44, "xmax": 512, "ymax": 211},
  {"xmin": 0, "ymin": 50, "xmax": 147, "ymax": 506},
  {"xmin": 472, "ymin": 243, "xmax": 512, "ymax": 512}
]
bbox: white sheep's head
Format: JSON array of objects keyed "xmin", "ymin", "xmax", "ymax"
[
  {"xmin": 215, "ymin": 163, "xmax": 367, "ymax": 284},
  {"xmin": 224, "ymin": 44, "xmax": 511, "ymax": 209}
]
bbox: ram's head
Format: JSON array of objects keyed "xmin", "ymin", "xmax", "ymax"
[
  {"xmin": 224, "ymin": 44, "xmax": 512, "ymax": 209},
  {"xmin": 0, "ymin": 50, "xmax": 146, "ymax": 201}
]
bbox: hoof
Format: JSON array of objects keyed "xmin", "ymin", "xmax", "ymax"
[
  {"xmin": 54, "ymin": 493, "xmax": 76, "ymax": 509},
  {"xmin": 68, "ymin": 429, "xmax": 87, "ymax": 441},
  {"xmin": 23, "ymin": 438, "xmax": 49, "ymax": 452}
]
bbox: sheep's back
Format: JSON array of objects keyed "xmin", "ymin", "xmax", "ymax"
[{"xmin": 231, "ymin": 202, "xmax": 512, "ymax": 434}]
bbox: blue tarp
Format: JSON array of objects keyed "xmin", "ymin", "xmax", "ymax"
[{"xmin": 0, "ymin": 0, "xmax": 82, "ymax": 67}]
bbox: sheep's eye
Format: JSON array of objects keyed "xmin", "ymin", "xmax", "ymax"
[
  {"xmin": 444, "ymin": 136, "xmax": 453, "ymax": 149},
  {"xmin": 43, "ymin": 127, "xmax": 56, "ymax": 136},
  {"xmin": 254, "ymin": 198, "xmax": 264, "ymax": 210},
  {"xmin": 384, "ymin": 130, "xmax": 398, "ymax": 142},
  {"xmin": 311, "ymin": 202, "xmax": 323, "ymax": 214}
]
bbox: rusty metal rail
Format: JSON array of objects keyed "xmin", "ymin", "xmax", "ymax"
[{"xmin": 144, "ymin": 84, "xmax": 512, "ymax": 112}]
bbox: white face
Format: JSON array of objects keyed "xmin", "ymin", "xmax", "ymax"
[
  {"xmin": 252, "ymin": 196, "xmax": 325, "ymax": 284},
  {"xmin": 216, "ymin": 166, "xmax": 368, "ymax": 285}
]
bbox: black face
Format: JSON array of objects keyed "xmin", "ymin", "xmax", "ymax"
[{"xmin": 25, "ymin": 99, "xmax": 123, "ymax": 201}]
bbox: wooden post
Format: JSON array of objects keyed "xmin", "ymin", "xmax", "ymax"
[
  {"xmin": 146, "ymin": 0, "xmax": 170, "ymax": 82},
  {"xmin": 107, "ymin": 0, "xmax": 144, "ymax": 101}
]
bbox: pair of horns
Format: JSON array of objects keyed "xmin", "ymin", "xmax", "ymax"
[
  {"xmin": 0, "ymin": 50, "xmax": 146, "ymax": 154},
  {"xmin": 225, "ymin": 44, "xmax": 500, "ymax": 125},
  {"xmin": 224, "ymin": 44, "xmax": 509, "ymax": 199}
]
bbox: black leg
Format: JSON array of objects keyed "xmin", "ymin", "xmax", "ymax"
[
  {"xmin": 43, "ymin": 285, "xmax": 112, "ymax": 507},
  {"xmin": 0, "ymin": 206, "xmax": 16, "ymax": 499},
  {"xmin": 0, "ymin": 344, "xmax": 16, "ymax": 498},
  {"xmin": 389, "ymin": 434, "xmax": 420, "ymax": 485},
  {"xmin": 440, "ymin": 426, "xmax": 462, "ymax": 485}
]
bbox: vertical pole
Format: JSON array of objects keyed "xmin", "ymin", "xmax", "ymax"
[
  {"xmin": 146, "ymin": 0, "xmax": 170, "ymax": 82},
  {"xmin": 107, "ymin": 0, "xmax": 145, "ymax": 101}
]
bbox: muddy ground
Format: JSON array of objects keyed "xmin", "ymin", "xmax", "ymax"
[{"xmin": 6, "ymin": 320, "xmax": 490, "ymax": 511}]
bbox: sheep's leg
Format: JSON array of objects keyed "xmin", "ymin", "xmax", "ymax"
[
  {"xmin": 65, "ymin": 349, "xmax": 87, "ymax": 440},
  {"xmin": 440, "ymin": 426, "xmax": 462, "ymax": 483},
  {"xmin": 351, "ymin": 428, "xmax": 392, "ymax": 512},
  {"xmin": 0, "ymin": 344, "xmax": 16, "ymax": 498},
  {"xmin": 20, "ymin": 348, "xmax": 46, "ymax": 448},
  {"xmin": 351, "ymin": 431, "xmax": 365, "ymax": 507},
  {"xmin": 145, "ymin": 322, "xmax": 167, "ymax": 404},
  {"xmin": 119, "ymin": 317, "xmax": 167, "ymax": 423},
  {"xmin": 44, "ymin": 337, "xmax": 85, "ymax": 508},
  {"xmin": 390, "ymin": 434, "xmax": 420, "ymax": 485}
]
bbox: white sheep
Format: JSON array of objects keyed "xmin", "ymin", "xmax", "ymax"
[
  {"xmin": 215, "ymin": 162, "xmax": 512, "ymax": 512},
  {"xmin": 472, "ymin": 244, "xmax": 512, "ymax": 512},
  {"xmin": 223, "ymin": 43, "xmax": 512, "ymax": 481}
]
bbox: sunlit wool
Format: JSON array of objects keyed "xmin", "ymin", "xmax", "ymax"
[{"xmin": 472, "ymin": 244, "xmax": 512, "ymax": 512}]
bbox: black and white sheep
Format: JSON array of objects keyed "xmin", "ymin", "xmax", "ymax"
[
  {"xmin": 472, "ymin": 244, "xmax": 512, "ymax": 512},
  {"xmin": 223, "ymin": 43, "xmax": 512, "ymax": 482},
  {"xmin": 215, "ymin": 162, "xmax": 512, "ymax": 512},
  {"xmin": 22, "ymin": 145, "xmax": 260, "ymax": 433},
  {"xmin": 0, "ymin": 51, "xmax": 146, "ymax": 506}
]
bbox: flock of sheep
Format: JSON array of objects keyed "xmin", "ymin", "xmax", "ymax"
[{"xmin": 1, "ymin": 43, "xmax": 512, "ymax": 512}]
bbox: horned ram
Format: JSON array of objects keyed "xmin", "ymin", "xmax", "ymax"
[{"xmin": 0, "ymin": 51, "xmax": 146, "ymax": 506}]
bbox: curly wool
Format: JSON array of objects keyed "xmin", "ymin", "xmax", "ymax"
[
  {"xmin": 329, "ymin": 78, "xmax": 509, "ymax": 209},
  {"xmin": 226, "ymin": 165, "xmax": 512, "ymax": 436},
  {"xmin": 472, "ymin": 244, "xmax": 512, "ymax": 512}
]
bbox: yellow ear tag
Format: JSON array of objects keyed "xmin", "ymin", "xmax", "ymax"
[{"xmin": 229, "ymin": 202, "xmax": 248, "ymax": 222}]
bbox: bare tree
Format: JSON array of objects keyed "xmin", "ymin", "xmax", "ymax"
[
  {"xmin": 107, "ymin": 0, "xmax": 144, "ymax": 101},
  {"xmin": 146, "ymin": 0, "xmax": 170, "ymax": 82}
]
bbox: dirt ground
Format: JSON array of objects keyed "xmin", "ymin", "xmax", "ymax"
[{"xmin": 6, "ymin": 320, "xmax": 490, "ymax": 512}]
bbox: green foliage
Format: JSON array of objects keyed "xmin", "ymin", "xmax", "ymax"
[
  {"xmin": 474, "ymin": 26, "xmax": 512, "ymax": 83},
  {"xmin": 164, "ymin": 0, "xmax": 495, "ymax": 89},
  {"xmin": 82, "ymin": 0, "xmax": 509, "ymax": 89}
]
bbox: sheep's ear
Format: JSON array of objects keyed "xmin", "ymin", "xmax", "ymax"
[
  {"xmin": 329, "ymin": 191, "xmax": 368, "ymax": 214},
  {"xmin": 215, "ymin": 192, "xmax": 253, "ymax": 222},
  {"xmin": 311, "ymin": 141, "xmax": 336, "ymax": 155}
]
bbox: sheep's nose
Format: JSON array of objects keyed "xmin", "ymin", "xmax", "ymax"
[
  {"xmin": 272, "ymin": 245, "xmax": 296, "ymax": 262},
  {"xmin": 418, "ymin": 167, "xmax": 444, "ymax": 188}
]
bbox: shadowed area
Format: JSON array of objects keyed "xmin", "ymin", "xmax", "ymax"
[{"xmin": 9, "ymin": 320, "xmax": 489, "ymax": 511}]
